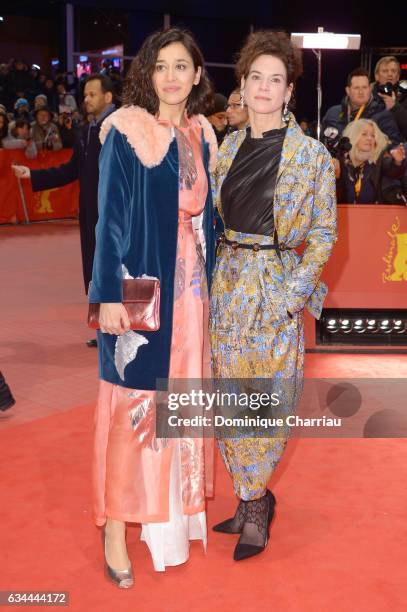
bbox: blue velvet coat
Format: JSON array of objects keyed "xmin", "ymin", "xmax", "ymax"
[{"xmin": 88, "ymin": 106, "xmax": 217, "ymax": 390}]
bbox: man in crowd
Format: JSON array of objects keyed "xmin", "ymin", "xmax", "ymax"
[
  {"xmin": 225, "ymin": 88, "xmax": 249, "ymax": 133},
  {"xmin": 206, "ymin": 92, "xmax": 228, "ymax": 144},
  {"xmin": 372, "ymin": 56, "xmax": 407, "ymax": 140},
  {"xmin": 322, "ymin": 67, "xmax": 402, "ymax": 145},
  {"xmin": 12, "ymin": 74, "xmax": 115, "ymax": 347},
  {"xmin": 31, "ymin": 107, "xmax": 62, "ymax": 151}
]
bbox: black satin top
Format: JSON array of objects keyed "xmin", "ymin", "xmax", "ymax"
[{"xmin": 221, "ymin": 125, "xmax": 287, "ymax": 235}]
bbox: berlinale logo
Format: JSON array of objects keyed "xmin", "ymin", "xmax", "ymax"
[{"xmin": 382, "ymin": 216, "xmax": 407, "ymax": 282}]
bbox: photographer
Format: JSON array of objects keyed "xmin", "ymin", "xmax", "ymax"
[
  {"xmin": 58, "ymin": 110, "xmax": 77, "ymax": 148},
  {"xmin": 372, "ymin": 56, "xmax": 407, "ymax": 140},
  {"xmin": 331, "ymin": 119, "xmax": 406, "ymax": 204},
  {"xmin": 322, "ymin": 67, "xmax": 402, "ymax": 146}
]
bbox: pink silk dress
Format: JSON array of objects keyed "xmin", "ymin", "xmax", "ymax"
[{"xmin": 92, "ymin": 114, "xmax": 213, "ymax": 571}]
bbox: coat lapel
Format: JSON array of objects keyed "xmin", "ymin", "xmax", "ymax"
[
  {"xmin": 99, "ymin": 105, "xmax": 218, "ymax": 170},
  {"xmin": 213, "ymin": 113, "xmax": 305, "ymax": 224},
  {"xmin": 276, "ymin": 114, "xmax": 304, "ymax": 183}
]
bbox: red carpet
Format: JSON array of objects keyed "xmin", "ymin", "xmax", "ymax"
[{"xmin": 1, "ymin": 222, "xmax": 406, "ymax": 611}]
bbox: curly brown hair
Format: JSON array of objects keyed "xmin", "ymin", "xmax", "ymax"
[
  {"xmin": 236, "ymin": 30, "xmax": 303, "ymax": 86},
  {"xmin": 121, "ymin": 27, "xmax": 214, "ymax": 116}
]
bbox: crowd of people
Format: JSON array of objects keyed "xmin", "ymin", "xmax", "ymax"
[
  {"xmin": 0, "ymin": 59, "xmax": 121, "ymax": 156},
  {"xmin": 3, "ymin": 27, "xmax": 406, "ymax": 592},
  {"xmin": 1, "ymin": 54, "xmax": 406, "ymax": 203}
]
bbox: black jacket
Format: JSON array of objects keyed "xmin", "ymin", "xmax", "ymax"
[
  {"xmin": 322, "ymin": 95, "xmax": 402, "ymax": 145},
  {"xmin": 30, "ymin": 106, "xmax": 115, "ymax": 293},
  {"xmin": 371, "ymin": 83, "xmax": 407, "ymax": 141},
  {"xmin": 336, "ymin": 150, "xmax": 406, "ymax": 204}
]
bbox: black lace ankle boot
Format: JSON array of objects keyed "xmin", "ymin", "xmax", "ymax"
[
  {"xmin": 212, "ymin": 498, "xmax": 247, "ymax": 534},
  {"xmin": 233, "ymin": 489, "xmax": 276, "ymax": 561}
]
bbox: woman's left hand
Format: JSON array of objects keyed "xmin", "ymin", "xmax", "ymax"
[{"xmin": 390, "ymin": 144, "xmax": 406, "ymax": 166}]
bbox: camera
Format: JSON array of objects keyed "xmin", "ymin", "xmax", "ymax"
[
  {"xmin": 377, "ymin": 81, "xmax": 395, "ymax": 97},
  {"xmin": 323, "ymin": 127, "xmax": 352, "ymax": 159},
  {"xmin": 377, "ymin": 80, "xmax": 407, "ymax": 103}
]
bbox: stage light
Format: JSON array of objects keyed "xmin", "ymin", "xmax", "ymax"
[
  {"xmin": 296, "ymin": 33, "xmax": 361, "ymax": 50},
  {"xmin": 291, "ymin": 27, "xmax": 361, "ymax": 140},
  {"xmin": 340, "ymin": 319, "xmax": 352, "ymax": 333},
  {"xmin": 318, "ymin": 310, "xmax": 407, "ymax": 345},
  {"xmin": 380, "ymin": 320, "xmax": 392, "ymax": 334},
  {"xmin": 393, "ymin": 320, "xmax": 405, "ymax": 333},
  {"xmin": 0, "ymin": 16, "xmax": 4, "ymax": 22},
  {"xmin": 326, "ymin": 318, "xmax": 339, "ymax": 333},
  {"xmin": 354, "ymin": 319, "xmax": 366, "ymax": 333},
  {"xmin": 367, "ymin": 319, "xmax": 379, "ymax": 333}
]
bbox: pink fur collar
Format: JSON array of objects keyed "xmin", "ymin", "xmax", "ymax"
[{"xmin": 99, "ymin": 105, "xmax": 218, "ymax": 171}]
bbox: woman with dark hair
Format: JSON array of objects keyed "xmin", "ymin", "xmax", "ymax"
[
  {"xmin": 210, "ymin": 30, "xmax": 337, "ymax": 560},
  {"xmin": 89, "ymin": 27, "xmax": 217, "ymax": 586}
]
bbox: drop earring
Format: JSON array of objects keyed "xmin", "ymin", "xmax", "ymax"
[{"xmin": 283, "ymin": 101, "xmax": 290, "ymax": 123}]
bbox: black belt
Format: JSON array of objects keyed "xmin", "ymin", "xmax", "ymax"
[{"xmin": 218, "ymin": 233, "xmax": 292, "ymax": 252}]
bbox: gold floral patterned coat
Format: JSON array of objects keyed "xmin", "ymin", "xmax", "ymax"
[
  {"xmin": 208, "ymin": 113, "xmax": 338, "ymax": 500},
  {"xmin": 212, "ymin": 112, "xmax": 337, "ymax": 318}
]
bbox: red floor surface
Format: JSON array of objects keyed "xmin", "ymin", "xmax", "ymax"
[{"xmin": 1, "ymin": 222, "xmax": 406, "ymax": 612}]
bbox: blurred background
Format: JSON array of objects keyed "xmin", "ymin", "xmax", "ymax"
[{"xmin": 1, "ymin": 0, "xmax": 406, "ymax": 121}]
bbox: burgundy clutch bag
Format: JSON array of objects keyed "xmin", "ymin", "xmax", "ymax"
[{"xmin": 88, "ymin": 278, "xmax": 160, "ymax": 331}]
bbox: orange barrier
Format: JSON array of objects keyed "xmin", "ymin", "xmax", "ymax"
[
  {"xmin": 0, "ymin": 149, "xmax": 79, "ymax": 223},
  {"xmin": 305, "ymin": 204, "xmax": 407, "ymax": 348}
]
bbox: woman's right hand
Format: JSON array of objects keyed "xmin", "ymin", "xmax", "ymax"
[
  {"xmin": 12, "ymin": 164, "xmax": 31, "ymax": 179},
  {"xmin": 99, "ymin": 303, "xmax": 131, "ymax": 335}
]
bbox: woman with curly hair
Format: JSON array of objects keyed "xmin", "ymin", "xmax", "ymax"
[
  {"xmin": 210, "ymin": 30, "xmax": 337, "ymax": 560},
  {"xmin": 89, "ymin": 27, "xmax": 217, "ymax": 585}
]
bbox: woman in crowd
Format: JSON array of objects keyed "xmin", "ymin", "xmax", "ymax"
[
  {"xmin": 2, "ymin": 118, "xmax": 37, "ymax": 158},
  {"xmin": 89, "ymin": 27, "xmax": 217, "ymax": 587},
  {"xmin": 334, "ymin": 118, "xmax": 406, "ymax": 203},
  {"xmin": 210, "ymin": 30, "xmax": 337, "ymax": 561}
]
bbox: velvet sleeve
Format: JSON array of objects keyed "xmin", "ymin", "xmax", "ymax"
[
  {"xmin": 88, "ymin": 127, "xmax": 133, "ymax": 303},
  {"xmin": 30, "ymin": 144, "xmax": 79, "ymax": 191}
]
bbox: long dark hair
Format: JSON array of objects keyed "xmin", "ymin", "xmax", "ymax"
[{"xmin": 121, "ymin": 27, "xmax": 214, "ymax": 116}]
